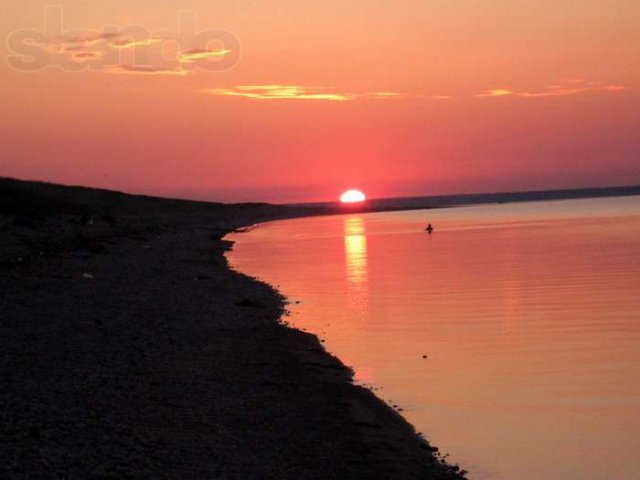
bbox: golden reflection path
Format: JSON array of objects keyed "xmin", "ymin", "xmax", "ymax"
[{"xmin": 343, "ymin": 216, "xmax": 368, "ymax": 286}]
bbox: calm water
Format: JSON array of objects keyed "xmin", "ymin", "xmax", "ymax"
[{"xmin": 227, "ymin": 196, "xmax": 640, "ymax": 480}]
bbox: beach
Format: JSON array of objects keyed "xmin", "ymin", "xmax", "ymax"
[{"xmin": 0, "ymin": 178, "xmax": 465, "ymax": 479}]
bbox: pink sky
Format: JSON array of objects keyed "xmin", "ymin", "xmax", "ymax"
[{"xmin": 1, "ymin": 0, "xmax": 638, "ymax": 203}]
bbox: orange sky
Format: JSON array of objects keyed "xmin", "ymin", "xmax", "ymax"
[{"xmin": 1, "ymin": 0, "xmax": 638, "ymax": 202}]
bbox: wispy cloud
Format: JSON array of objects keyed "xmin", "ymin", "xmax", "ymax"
[
  {"xmin": 73, "ymin": 51, "xmax": 102, "ymax": 61},
  {"xmin": 518, "ymin": 83, "xmax": 627, "ymax": 98},
  {"xmin": 476, "ymin": 80, "xmax": 628, "ymax": 99},
  {"xmin": 61, "ymin": 32, "xmax": 167, "ymax": 51},
  {"xmin": 476, "ymin": 89, "xmax": 514, "ymax": 98},
  {"xmin": 204, "ymin": 85, "xmax": 355, "ymax": 101},
  {"xmin": 36, "ymin": 31, "xmax": 159, "ymax": 55},
  {"xmin": 109, "ymin": 38, "xmax": 163, "ymax": 49},
  {"xmin": 366, "ymin": 91, "xmax": 407, "ymax": 99},
  {"xmin": 180, "ymin": 48, "xmax": 231, "ymax": 63},
  {"xmin": 106, "ymin": 65, "xmax": 190, "ymax": 76},
  {"xmin": 35, "ymin": 32, "xmax": 114, "ymax": 54},
  {"xmin": 31, "ymin": 31, "xmax": 238, "ymax": 74},
  {"xmin": 202, "ymin": 85, "xmax": 408, "ymax": 101},
  {"xmin": 63, "ymin": 32, "xmax": 120, "ymax": 47}
]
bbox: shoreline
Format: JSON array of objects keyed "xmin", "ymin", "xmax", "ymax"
[
  {"xmin": 1, "ymin": 178, "xmax": 466, "ymax": 479},
  {"xmin": 222, "ymin": 223, "xmax": 469, "ymax": 478},
  {"xmin": 222, "ymin": 224, "xmax": 468, "ymax": 479}
]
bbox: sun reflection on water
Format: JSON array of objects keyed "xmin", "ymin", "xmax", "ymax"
[{"xmin": 344, "ymin": 216, "xmax": 368, "ymax": 286}]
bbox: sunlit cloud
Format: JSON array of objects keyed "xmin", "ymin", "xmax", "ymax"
[
  {"xmin": 518, "ymin": 83, "xmax": 628, "ymax": 97},
  {"xmin": 477, "ymin": 80, "xmax": 628, "ymax": 99},
  {"xmin": 204, "ymin": 85, "xmax": 355, "ymax": 101},
  {"xmin": 30, "ymin": 32, "xmax": 195, "ymax": 75},
  {"xmin": 63, "ymin": 32, "xmax": 120, "ymax": 47},
  {"xmin": 366, "ymin": 91, "xmax": 407, "ymax": 99},
  {"xmin": 431, "ymin": 95, "xmax": 452, "ymax": 100},
  {"xmin": 109, "ymin": 38, "xmax": 163, "ymax": 49},
  {"xmin": 106, "ymin": 64, "xmax": 190, "ymax": 76},
  {"xmin": 35, "ymin": 41, "xmax": 69, "ymax": 54},
  {"xmin": 202, "ymin": 85, "xmax": 411, "ymax": 101},
  {"xmin": 180, "ymin": 48, "xmax": 231, "ymax": 63},
  {"xmin": 73, "ymin": 51, "xmax": 102, "ymax": 61},
  {"xmin": 476, "ymin": 89, "xmax": 514, "ymax": 97},
  {"xmin": 36, "ymin": 32, "xmax": 166, "ymax": 55}
]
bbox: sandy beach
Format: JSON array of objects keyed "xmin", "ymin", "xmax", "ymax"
[{"xmin": 1, "ymin": 178, "xmax": 465, "ymax": 479}]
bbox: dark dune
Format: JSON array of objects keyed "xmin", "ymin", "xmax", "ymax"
[{"xmin": 0, "ymin": 178, "xmax": 465, "ymax": 479}]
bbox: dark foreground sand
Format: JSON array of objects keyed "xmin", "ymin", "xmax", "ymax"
[{"xmin": 1, "ymin": 178, "xmax": 466, "ymax": 479}]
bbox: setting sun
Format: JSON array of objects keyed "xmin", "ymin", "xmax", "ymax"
[{"xmin": 340, "ymin": 189, "xmax": 366, "ymax": 203}]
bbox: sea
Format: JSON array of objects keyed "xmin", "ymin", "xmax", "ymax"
[{"xmin": 227, "ymin": 195, "xmax": 640, "ymax": 480}]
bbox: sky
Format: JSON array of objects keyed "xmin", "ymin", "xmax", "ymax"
[{"xmin": 0, "ymin": 0, "xmax": 638, "ymax": 203}]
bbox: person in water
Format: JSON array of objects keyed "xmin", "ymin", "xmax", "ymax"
[{"xmin": 425, "ymin": 223, "xmax": 434, "ymax": 233}]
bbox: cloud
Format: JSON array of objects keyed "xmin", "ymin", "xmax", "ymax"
[
  {"xmin": 35, "ymin": 33, "xmax": 117, "ymax": 54},
  {"xmin": 73, "ymin": 51, "xmax": 102, "ymax": 61},
  {"xmin": 106, "ymin": 64, "xmax": 189, "ymax": 76},
  {"xmin": 366, "ymin": 91, "xmax": 407, "ymax": 99},
  {"xmin": 565, "ymin": 78, "xmax": 588, "ymax": 84},
  {"xmin": 476, "ymin": 89, "xmax": 514, "ymax": 97},
  {"xmin": 180, "ymin": 48, "xmax": 231, "ymax": 63},
  {"xmin": 36, "ymin": 31, "xmax": 165, "ymax": 54},
  {"xmin": 32, "ymin": 33, "xmax": 235, "ymax": 73},
  {"xmin": 66, "ymin": 32, "xmax": 119, "ymax": 43},
  {"xmin": 202, "ymin": 85, "xmax": 409, "ymax": 101},
  {"xmin": 109, "ymin": 38, "xmax": 163, "ymax": 49},
  {"xmin": 62, "ymin": 32, "xmax": 120, "ymax": 48},
  {"xmin": 204, "ymin": 85, "xmax": 355, "ymax": 101},
  {"xmin": 476, "ymin": 81, "xmax": 628, "ymax": 99},
  {"xmin": 518, "ymin": 83, "xmax": 628, "ymax": 98}
]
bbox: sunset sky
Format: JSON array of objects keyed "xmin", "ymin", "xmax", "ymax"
[{"xmin": 1, "ymin": 0, "xmax": 638, "ymax": 203}]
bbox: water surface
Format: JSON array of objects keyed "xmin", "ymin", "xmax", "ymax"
[{"xmin": 227, "ymin": 196, "xmax": 640, "ymax": 479}]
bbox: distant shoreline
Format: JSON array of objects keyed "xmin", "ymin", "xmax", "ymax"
[
  {"xmin": 3, "ymin": 175, "xmax": 638, "ymax": 214},
  {"xmin": 287, "ymin": 184, "xmax": 640, "ymax": 213}
]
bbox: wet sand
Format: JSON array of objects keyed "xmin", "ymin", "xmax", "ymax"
[{"xmin": 0, "ymin": 178, "xmax": 466, "ymax": 479}]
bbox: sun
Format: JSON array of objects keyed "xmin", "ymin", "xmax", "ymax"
[{"xmin": 340, "ymin": 189, "xmax": 366, "ymax": 203}]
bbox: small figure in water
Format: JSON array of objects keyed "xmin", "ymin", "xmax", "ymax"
[{"xmin": 425, "ymin": 223, "xmax": 434, "ymax": 234}]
